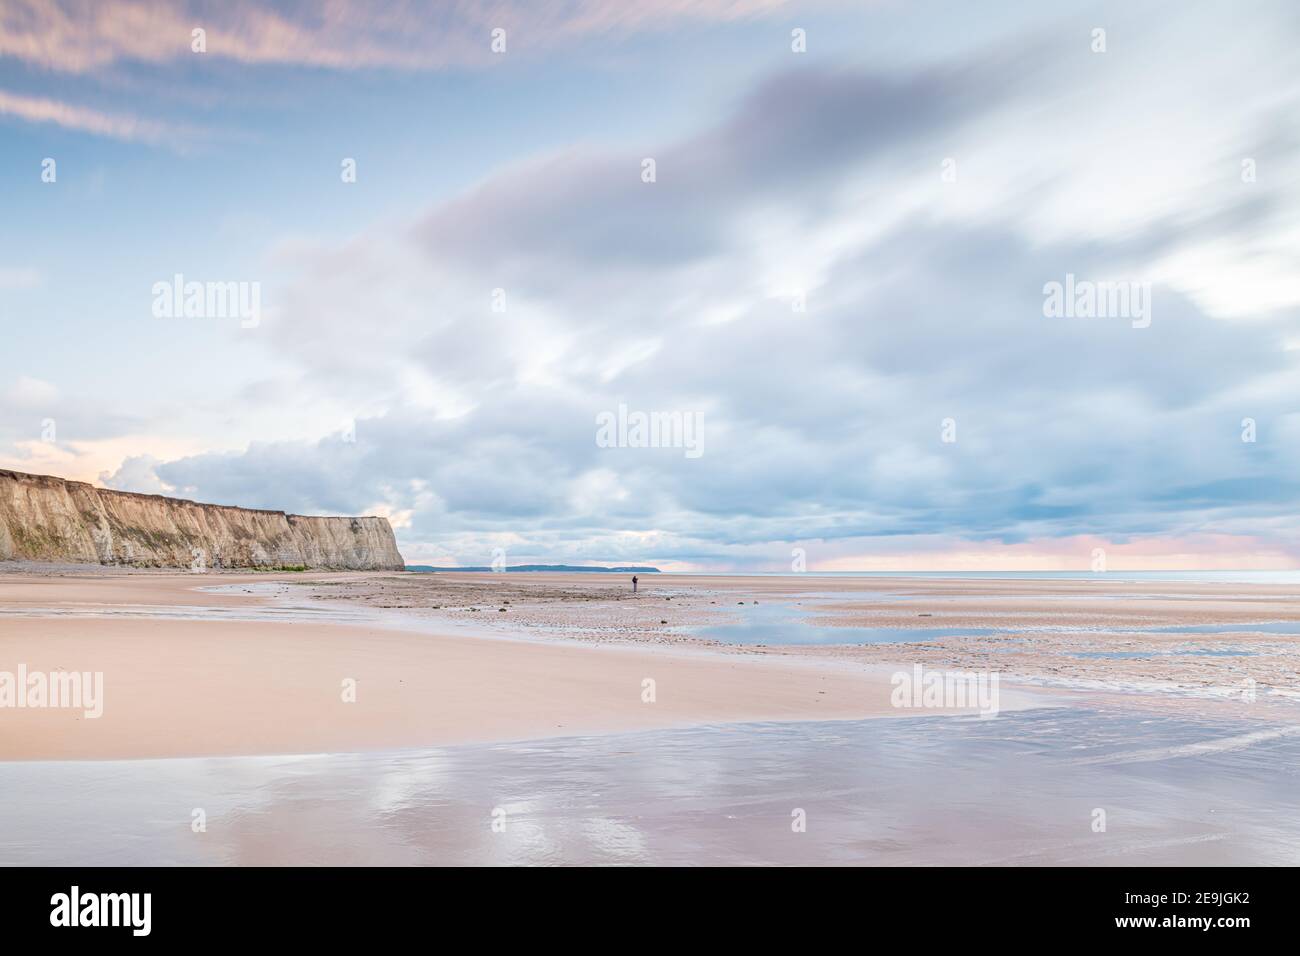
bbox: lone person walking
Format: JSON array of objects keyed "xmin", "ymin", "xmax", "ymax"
[{"xmin": 632, "ymin": 574, "xmax": 638, "ymax": 593}]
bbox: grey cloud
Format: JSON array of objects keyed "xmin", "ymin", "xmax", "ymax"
[
  {"xmin": 413, "ymin": 62, "xmax": 1014, "ymax": 277},
  {"xmin": 121, "ymin": 41, "xmax": 1300, "ymax": 567}
]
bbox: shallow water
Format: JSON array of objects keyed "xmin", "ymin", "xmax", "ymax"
[
  {"xmin": 687, "ymin": 602, "xmax": 996, "ymax": 645},
  {"xmin": 1148, "ymin": 621, "xmax": 1300, "ymax": 635},
  {"xmin": 3, "ymin": 708, "xmax": 1297, "ymax": 866},
  {"xmin": 1072, "ymin": 649, "xmax": 1256, "ymax": 659},
  {"xmin": 682, "ymin": 598, "xmax": 1300, "ymax": 647}
]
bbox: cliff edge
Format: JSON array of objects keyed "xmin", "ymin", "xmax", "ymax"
[{"xmin": 0, "ymin": 469, "xmax": 405, "ymax": 570}]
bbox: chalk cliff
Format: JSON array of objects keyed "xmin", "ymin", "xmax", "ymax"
[{"xmin": 0, "ymin": 469, "xmax": 405, "ymax": 570}]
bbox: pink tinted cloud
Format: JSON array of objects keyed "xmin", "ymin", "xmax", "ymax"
[
  {"xmin": 2, "ymin": 0, "xmax": 801, "ymax": 74},
  {"xmin": 0, "ymin": 88, "xmax": 181, "ymax": 142},
  {"xmin": 809, "ymin": 534, "xmax": 1300, "ymax": 573}
]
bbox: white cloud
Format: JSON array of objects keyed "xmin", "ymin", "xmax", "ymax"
[{"xmin": 4, "ymin": 376, "xmax": 59, "ymax": 408}]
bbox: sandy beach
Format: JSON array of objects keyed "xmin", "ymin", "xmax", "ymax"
[
  {"xmin": 4, "ymin": 565, "xmax": 1300, "ymax": 866},
  {"xmin": 0, "ymin": 567, "xmax": 1022, "ymax": 761},
  {"xmin": 4, "ymin": 566, "xmax": 1298, "ymax": 762},
  {"xmin": 280, "ymin": 570, "xmax": 1300, "ymax": 711}
]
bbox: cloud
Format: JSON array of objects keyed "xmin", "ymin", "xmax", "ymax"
[
  {"xmin": 3, "ymin": 376, "xmax": 60, "ymax": 408},
  {"xmin": 93, "ymin": 4, "xmax": 1300, "ymax": 568},
  {"xmin": 99, "ymin": 454, "xmax": 171, "ymax": 494},
  {"xmin": 0, "ymin": 88, "xmax": 189, "ymax": 143},
  {"xmin": 412, "ymin": 62, "xmax": 1008, "ymax": 275},
  {"xmin": 2, "ymin": 0, "xmax": 804, "ymax": 74}
]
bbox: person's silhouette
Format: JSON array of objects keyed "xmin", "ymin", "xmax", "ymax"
[{"xmin": 632, "ymin": 575, "xmax": 638, "ymax": 593}]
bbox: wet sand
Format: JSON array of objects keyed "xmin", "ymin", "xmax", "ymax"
[
  {"xmin": 4, "ymin": 708, "xmax": 1298, "ymax": 866},
  {"xmin": 301, "ymin": 571, "xmax": 1300, "ymax": 711}
]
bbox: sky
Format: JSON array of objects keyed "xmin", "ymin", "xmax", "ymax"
[{"xmin": 1, "ymin": 0, "xmax": 1299, "ymax": 571}]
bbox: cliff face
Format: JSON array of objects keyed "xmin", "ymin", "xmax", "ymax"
[{"xmin": 0, "ymin": 469, "xmax": 405, "ymax": 570}]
